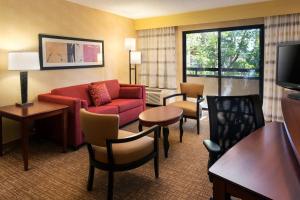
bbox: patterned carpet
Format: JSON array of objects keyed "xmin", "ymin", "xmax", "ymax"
[{"xmin": 0, "ymin": 111, "xmax": 212, "ymax": 200}]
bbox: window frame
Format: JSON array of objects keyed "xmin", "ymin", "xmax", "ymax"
[{"xmin": 182, "ymin": 24, "xmax": 264, "ymax": 98}]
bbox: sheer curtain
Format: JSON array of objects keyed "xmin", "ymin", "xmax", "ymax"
[
  {"xmin": 263, "ymin": 13, "xmax": 300, "ymax": 121},
  {"xmin": 137, "ymin": 27, "xmax": 176, "ymax": 89}
]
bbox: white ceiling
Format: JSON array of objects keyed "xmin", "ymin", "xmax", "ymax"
[{"xmin": 66, "ymin": 0, "xmax": 270, "ymax": 19}]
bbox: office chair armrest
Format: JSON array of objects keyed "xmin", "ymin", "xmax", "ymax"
[
  {"xmin": 197, "ymin": 95, "xmax": 205, "ymax": 104},
  {"xmin": 163, "ymin": 93, "xmax": 187, "ymax": 105},
  {"xmin": 107, "ymin": 125, "xmax": 160, "ymax": 144},
  {"xmin": 203, "ymin": 139, "xmax": 221, "ymax": 154}
]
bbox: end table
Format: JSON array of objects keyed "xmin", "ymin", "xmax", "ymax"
[{"xmin": 0, "ymin": 101, "xmax": 69, "ymax": 171}]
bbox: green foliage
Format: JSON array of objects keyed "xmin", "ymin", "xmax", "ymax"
[{"xmin": 186, "ymin": 28, "xmax": 261, "ymax": 78}]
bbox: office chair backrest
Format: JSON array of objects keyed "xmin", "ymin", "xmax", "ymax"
[
  {"xmin": 180, "ymin": 83, "xmax": 204, "ymax": 98},
  {"xmin": 80, "ymin": 109, "xmax": 119, "ymax": 147},
  {"xmin": 207, "ymin": 95, "xmax": 265, "ymax": 154}
]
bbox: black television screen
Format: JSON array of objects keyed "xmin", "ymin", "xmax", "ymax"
[{"xmin": 277, "ymin": 42, "xmax": 300, "ymax": 90}]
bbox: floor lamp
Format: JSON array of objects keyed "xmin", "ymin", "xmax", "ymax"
[
  {"xmin": 130, "ymin": 51, "xmax": 142, "ymax": 84},
  {"xmin": 8, "ymin": 52, "xmax": 40, "ymax": 107},
  {"xmin": 124, "ymin": 38, "xmax": 136, "ymax": 84}
]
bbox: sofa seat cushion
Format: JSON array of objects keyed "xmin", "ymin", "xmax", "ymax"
[
  {"xmin": 168, "ymin": 101, "xmax": 197, "ymax": 117},
  {"xmin": 87, "ymin": 105, "xmax": 118, "ymax": 114},
  {"xmin": 93, "ymin": 130, "xmax": 154, "ymax": 164},
  {"xmin": 107, "ymin": 99, "xmax": 143, "ymax": 113}
]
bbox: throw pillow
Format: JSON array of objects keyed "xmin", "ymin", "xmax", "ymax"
[{"xmin": 88, "ymin": 83, "xmax": 111, "ymax": 106}]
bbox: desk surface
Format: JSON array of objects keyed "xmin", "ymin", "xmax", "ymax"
[{"xmin": 209, "ymin": 122, "xmax": 300, "ymax": 200}]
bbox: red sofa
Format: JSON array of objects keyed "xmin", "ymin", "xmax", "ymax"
[{"xmin": 38, "ymin": 79, "xmax": 146, "ymax": 148}]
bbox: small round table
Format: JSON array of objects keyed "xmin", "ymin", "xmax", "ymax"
[{"xmin": 138, "ymin": 106, "xmax": 183, "ymax": 158}]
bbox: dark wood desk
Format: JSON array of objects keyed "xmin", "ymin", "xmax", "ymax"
[
  {"xmin": 209, "ymin": 122, "xmax": 300, "ymax": 200},
  {"xmin": 0, "ymin": 102, "xmax": 69, "ymax": 171}
]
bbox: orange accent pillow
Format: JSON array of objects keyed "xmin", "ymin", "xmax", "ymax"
[{"xmin": 88, "ymin": 83, "xmax": 112, "ymax": 106}]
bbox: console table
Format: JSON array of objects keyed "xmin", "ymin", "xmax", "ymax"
[
  {"xmin": 0, "ymin": 102, "xmax": 69, "ymax": 171},
  {"xmin": 209, "ymin": 95, "xmax": 300, "ymax": 199}
]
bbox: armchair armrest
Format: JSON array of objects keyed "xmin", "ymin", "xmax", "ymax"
[
  {"xmin": 203, "ymin": 139, "xmax": 221, "ymax": 154},
  {"xmin": 163, "ymin": 93, "xmax": 186, "ymax": 106},
  {"xmin": 107, "ymin": 125, "xmax": 160, "ymax": 144}
]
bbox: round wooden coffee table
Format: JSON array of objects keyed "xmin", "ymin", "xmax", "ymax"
[{"xmin": 138, "ymin": 106, "xmax": 183, "ymax": 158}]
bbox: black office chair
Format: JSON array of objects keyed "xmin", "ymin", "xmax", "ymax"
[{"xmin": 203, "ymin": 95, "xmax": 265, "ymax": 173}]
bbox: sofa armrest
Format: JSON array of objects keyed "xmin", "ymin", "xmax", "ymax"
[
  {"xmin": 120, "ymin": 84, "xmax": 146, "ymax": 110},
  {"xmin": 38, "ymin": 93, "xmax": 82, "ymax": 112}
]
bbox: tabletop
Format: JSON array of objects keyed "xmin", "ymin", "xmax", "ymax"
[
  {"xmin": 139, "ymin": 106, "xmax": 183, "ymax": 124},
  {"xmin": 209, "ymin": 122, "xmax": 300, "ymax": 200},
  {"xmin": 0, "ymin": 101, "xmax": 69, "ymax": 118}
]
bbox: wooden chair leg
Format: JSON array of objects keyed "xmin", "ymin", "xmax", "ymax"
[
  {"xmin": 107, "ymin": 171, "xmax": 114, "ymax": 200},
  {"xmin": 197, "ymin": 118, "xmax": 200, "ymax": 135},
  {"xmin": 87, "ymin": 165, "xmax": 95, "ymax": 191},
  {"xmin": 184, "ymin": 117, "xmax": 187, "ymax": 122},
  {"xmin": 154, "ymin": 154, "xmax": 159, "ymax": 178}
]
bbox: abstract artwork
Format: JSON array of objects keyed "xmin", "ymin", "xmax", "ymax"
[{"xmin": 39, "ymin": 34, "xmax": 104, "ymax": 70}]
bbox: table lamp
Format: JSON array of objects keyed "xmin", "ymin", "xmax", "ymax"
[
  {"xmin": 124, "ymin": 38, "xmax": 136, "ymax": 84},
  {"xmin": 8, "ymin": 52, "xmax": 40, "ymax": 107},
  {"xmin": 130, "ymin": 51, "xmax": 142, "ymax": 84}
]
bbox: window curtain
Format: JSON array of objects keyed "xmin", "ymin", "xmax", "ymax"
[
  {"xmin": 263, "ymin": 13, "xmax": 300, "ymax": 121},
  {"xmin": 137, "ymin": 27, "xmax": 176, "ymax": 89}
]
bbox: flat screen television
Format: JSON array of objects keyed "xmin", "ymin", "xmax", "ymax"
[{"xmin": 277, "ymin": 42, "xmax": 300, "ymax": 100}]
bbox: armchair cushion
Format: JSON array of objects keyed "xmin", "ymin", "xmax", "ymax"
[
  {"xmin": 93, "ymin": 130, "xmax": 154, "ymax": 164},
  {"xmin": 168, "ymin": 101, "xmax": 197, "ymax": 117},
  {"xmin": 119, "ymin": 87, "xmax": 143, "ymax": 99}
]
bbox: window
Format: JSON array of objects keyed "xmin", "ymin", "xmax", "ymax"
[{"xmin": 183, "ymin": 25, "xmax": 264, "ymax": 104}]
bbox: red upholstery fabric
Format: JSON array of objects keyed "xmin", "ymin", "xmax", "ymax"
[
  {"xmin": 92, "ymin": 79, "xmax": 120, "ymax": 99},
  {"xmin": 119, "ymin": 106, "xmax": 144, "ymax": 126},
  {"xmin": 120, "ymin": 84, "xmax": 146, "ymax": 111},
  {"xmin": 88, "ymin": 83, "xmax": 111, "ymax": 106},
  {"xmin": 38, "ymin": 93, "xmax": 83, "ymax": 147},
  {"xmin": 87, "ymin": 105, "xmax": 118, "ymax": 114},
  {"xmin": 38, "ymin": 80, "xmax": 146, "ymax": 148},
  {"xmin": 119, "ymin": 87, "xmax": 143, "ymax": 99},
  {"xmin": 107, "ymin": 99, "xmax": 143, "ymax": 113},
  {"xmin": 51, "ymin": 84, "xmax": 92, "ymax": 106}
]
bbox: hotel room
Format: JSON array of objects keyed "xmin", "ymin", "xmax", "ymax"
[{"xmin": 0, "ymin": 0, "xmax": 300, "ymax": 199}]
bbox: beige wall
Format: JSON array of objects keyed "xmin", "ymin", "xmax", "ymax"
[
  {"xmin": 176, "ymin": 18, "xmax": 264, "ymax": 89},
  {"xmin": 0, "ymin": 0, "xmax": 135, "ymax": 143}
]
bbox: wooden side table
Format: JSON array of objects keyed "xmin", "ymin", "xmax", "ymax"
[
  {"xmin": 0, "ymin": 101, "xmax": 69, "ymax": 171},
  {"xmin": 139, "ymin": 106, "xmax": 183, "ymax": 158}
]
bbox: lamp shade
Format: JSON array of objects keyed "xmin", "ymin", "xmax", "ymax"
[
  {"xmin": 8, "ymin": 52, "xmax": 40, "ymax": 71},
  {"xmin": 130, "ymin": 51, "xmax": 142, "ymax": 64},
  {"xmin": 124, "ymin": 38, "xmax": 136, "ymax": 51}
]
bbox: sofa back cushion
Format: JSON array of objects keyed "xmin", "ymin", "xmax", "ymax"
[
  {"xmin": 92, "ymin": 79, "xmax": 120, "ymax": 99},
  {"xmin": 119, "ymin": 87, "xmax": 143, "ymax": 99},
  {"xmin": 51, "ymin": 84, "xmax": 92, "ymax": 105}
]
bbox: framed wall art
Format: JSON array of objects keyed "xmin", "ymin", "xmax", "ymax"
[{"xmin": 39, "ymin": 34, "xmax": 104, "ymax": 70}]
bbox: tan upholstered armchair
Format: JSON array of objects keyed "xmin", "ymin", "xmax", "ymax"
[
  {"xmin": 163, "ymin": 83, "xmax": 204, "ymax": 139},
  {"xmin": 80, "ymin": 109, "xmax": 160, "ymax": 200}
]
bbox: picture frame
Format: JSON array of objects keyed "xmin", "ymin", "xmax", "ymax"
[{"xmin": 39, "ymin": 34, "xmax": 104, "ymax": 70}]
